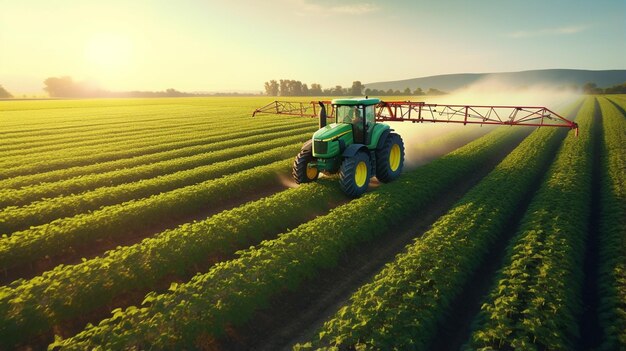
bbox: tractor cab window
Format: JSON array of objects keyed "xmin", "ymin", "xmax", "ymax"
[
  {"xmin": 337, "ymin": 105, "xmax": 354, "ymax": 123},
  {"xmin": 337, "ymin": 105, "xmax": 367, "ymax": 143},
  {"xmin": 365, "ymin": 105, "xmax": 375, "ymax": 124},
  {"xmin": 365, "ymin": 105, "xmax": 375, "ymax": 144}
]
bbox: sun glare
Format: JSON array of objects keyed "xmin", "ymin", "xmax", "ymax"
[{"xmin": 84, "ymin": 34, "xmax": 133, "ymax": 69}]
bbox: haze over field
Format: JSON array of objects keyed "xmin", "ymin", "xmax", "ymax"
[{"xmin": 1, "ymin": 0, "xmax": 625, "ymax": 94}]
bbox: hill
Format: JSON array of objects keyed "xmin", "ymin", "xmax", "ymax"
[{"xmin": 365, "ymin": 69, "xmax": 626, "ymax": 92}]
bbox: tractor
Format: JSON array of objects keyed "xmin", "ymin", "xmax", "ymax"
[{"xmin": 292, "ymin": 98, "xmax": 403, "ymax": 197}]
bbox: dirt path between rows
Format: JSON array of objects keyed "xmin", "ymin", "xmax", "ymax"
[
  {"xmin": 217, "ymin": 131, "xmax": 530, "ymax": 351},
  {"xmin": 579, "ymin": 98, "xmax": 604, "ymax": 349}
]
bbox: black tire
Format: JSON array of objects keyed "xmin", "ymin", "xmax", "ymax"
[
  {"xmin": 376, "ymin": 133, "xmax": 404, "ymax": 183},
  {"xmin": 292, "ymin": 149, "xmax": 318, "ymax": 184},
  {"xmin": 339, "ymin": 151, "xmax": 371, "ymax": 198}
]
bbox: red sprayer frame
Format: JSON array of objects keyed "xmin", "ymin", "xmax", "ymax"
[{"xmin": 252, "ymin": 100, "xmax": 579, "ymax": 136}]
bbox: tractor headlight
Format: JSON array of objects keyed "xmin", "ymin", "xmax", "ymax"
[{"xmin": 314, "ymin": 139, "xmax": 328, "ymax": 154}]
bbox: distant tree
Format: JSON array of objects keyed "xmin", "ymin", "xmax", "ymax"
[
  {"xmin": 310, "ymin": 83, "xmax": 323, "ymax": 96},
  {"xmin": 290, "ymin": 80, "xmax": 303, "ymax": 96},
  {"xmin": 582, "ymin": 82, "xmax": 602, "ymax": 94},
  {"xmin": 165, "ymin": 88, "xmax": 185, "ymax": 97},
  {"xmin": 386, "ymin": 89, "xmax": 394, "ymax": 95},
  {"xmin": 604, "ymin": 81, "xmax": 626, "ymax": 94},
  {"xmin": 264, "ymin": 81, "xmax": 271, "ymax": 95},
  {"xmin": 333, "ymin": 85, "xmax": 344, "ymax": 96},
  {"xmin": 426, "ymin": 88, "xmax": 447, "ymax": 95},
  {"xmin": 0, "ymin": 84, "xmax": 13, "ymax": 98},
  {"xmin": 364, "ymin": 88, "xmax": 371, "ymax": 96},
  {"xmin": 302, "ymin": 83, "xmax": 309, "ymax": 96},
  {"xmin": 44, "ymin": 76, "xmax": 80, "ymax": 97},
  {"xmin": 279, "ymin": 79, "xmax": 290, "ymax": 96},
  {"xmin": 264, "ymin": 80, "xmax": 279, "ymax": 96},
  {"xmin": 350, "ymin": 81, "xmax": 364, "ymax": 96},
  {"xmin": 403, "ymin": 87, "xmax": 411, "ymax": 95},
  {"xmin": 413, "ymin": 87, "xmax": 424, "ymax": 96}
]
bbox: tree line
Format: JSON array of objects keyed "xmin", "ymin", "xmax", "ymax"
[
  {"xmin": 2, "ymin": 78, "xmax": 625, "ymax": 100},
  {"xmin": 263, "ymin": 79, "xmax": 447, "ymax": 97},
  {"xmin": 365, "ymin": 87, "xmax": 447, "ymax": 96},
  {"xmin": 583, "ymin": 81, "xmax": 626, "ymax": 94},
  {"xmin": 263, "ymin": 80, "xmax": 364, "ymax": 96}
]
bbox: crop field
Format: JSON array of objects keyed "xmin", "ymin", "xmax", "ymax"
[{"xmin": 0, "ymin": 95, "xmax": 624, "ymax": 350}]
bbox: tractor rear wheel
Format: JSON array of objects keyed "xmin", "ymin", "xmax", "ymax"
[
  {"xmin": 339, "ymin": 151, "xmax": 371, "ymax": 197},
  {"xmin": 376, "ymin": 133, "xmax": 404, "ymax": 183},
  {"xmin": 292, "ymin": 149, "xmax": 318, "ymax": 184}
]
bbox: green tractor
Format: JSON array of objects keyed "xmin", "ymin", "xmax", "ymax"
[{"xmin": 292, "ymin": 98, "xmax": 405, "ymax": 197}]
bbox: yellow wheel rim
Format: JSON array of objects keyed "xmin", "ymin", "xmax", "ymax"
[
  {"xmin": 306, "ymin": 165, "xmax": 318, "ymax": 180},
  {"xmin": 389, "ymin": 144, "xmax": 401, "ymax": 171},
  {"xmin": 355, "ymin": 161, "xmax": 367, "ymax": 187}
]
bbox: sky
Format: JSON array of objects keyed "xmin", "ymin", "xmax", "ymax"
[{"xmin": 1, "ymin": 0, "xmax": 624, "ymax": 93}]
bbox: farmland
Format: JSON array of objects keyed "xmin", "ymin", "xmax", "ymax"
[{"xmin": 0, "ymin": 95, "xmax": 624, "ymax": 350}]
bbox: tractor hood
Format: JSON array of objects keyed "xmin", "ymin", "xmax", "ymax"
[{"xmin": 312, "ymin": 123, "xmax": 352, "ymax": 142}]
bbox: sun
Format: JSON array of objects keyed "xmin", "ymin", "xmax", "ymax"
[{"xmin": 84, "ymin": 33, "xmax": 133, "ymax": 69}]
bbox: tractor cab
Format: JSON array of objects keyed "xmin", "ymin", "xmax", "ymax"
[{"xmin": 333, "ymin": 98, "xmax": 379, "ymax": 144}]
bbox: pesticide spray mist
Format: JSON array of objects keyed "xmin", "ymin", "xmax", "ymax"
[{"xmin": 390, "ymin": 76, "xmax": 581, "ymax": 169}]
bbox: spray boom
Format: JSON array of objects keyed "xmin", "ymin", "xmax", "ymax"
[{"xmin": 252, "ymin": 100, "xmax": 579, "ymax": 135}]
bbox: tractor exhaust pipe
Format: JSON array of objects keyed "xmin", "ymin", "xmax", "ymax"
[{"xmin": 318, "ymin": 101, "xmax": 327, "ymax": 128}]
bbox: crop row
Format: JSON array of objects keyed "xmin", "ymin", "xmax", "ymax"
[
  {"xmin": 466, "ymin": 97, "xmax": 595, "ymax": 350},
  {"xmin": 0, "ymin": 106, "xmax": 226, "ymax": 146},
  {"xmin": 0, "ymin": 136, "xmax": 306, "ymax": 233},
  {"xmin": 596, "ymin": 97, "xmax": 626, "ymax": 350},
  {"xmin": 0, "ymin": 149, "xmax": 303, "ymax": 272},
  {"xmin": 0, "ymin": 131, "xmax": 311, "ymax": 218},
  {"xmin": 0, "ymin": 180, "xmax": 346, "ymax": 348},
  {"xmin": 298, "ymin": 105, "xmax": 578, "ymax": 350},
  {"xmin": 0, "ymin": 117, "xmax": 223, "ymax": 159},
  {"xmin": 0, "ymin": 103, "xmax": 220, "ymax": 137},
  {"xmin": 51, "ymin": 127, "xmax": 529, "ymax": 349},
  {"xmin": 607, "ymin": 95, "xmax": 626, "ymax": 106},
  {"xmin": 0, "ymin": 117, "xmax": 315, "ymax": 177},
  {"xmin": 0, "ymin": 111, "xmax": 308, "ymax": 160},
  {"xmin": 0, "ymin": 107, "xmax": 208, "ymax": 143},
  {"xmin": 0, "ymin": 127, "xmax": 313, "ymax": 209},
  {"xmin": 0, "ymin": 98, "xmax": 285, "ymax": 139},
  {"xmin": 0, "ymin": 122, "xmax": 315, "ymax": 188}
]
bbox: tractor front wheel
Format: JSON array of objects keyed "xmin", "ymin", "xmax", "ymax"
[
  {"xmin": 376, "ymin": 133, "xmax": 405, "ymax": 183},
  {"xmin": 339, "ymin": 151, "xmax": 371, "ymax": 198},
  {"xmin": 292, "ymin": 149, "xmax": 318, "ymax": 184}
]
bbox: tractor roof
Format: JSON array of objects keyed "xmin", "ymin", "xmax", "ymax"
[{"xmin": 331, "ymin": 97, "xmax": 380, "ymax": 106}]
